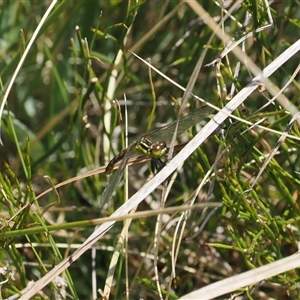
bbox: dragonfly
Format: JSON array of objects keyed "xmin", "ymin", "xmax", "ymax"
[{"xmin": 100, "ymin": 105, "xmax": 214, "ymax": 207}]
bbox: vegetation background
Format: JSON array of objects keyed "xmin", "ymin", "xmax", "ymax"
[{"xmin": 0, "ymin": 0, "xmax": 300, "ymax": 299}]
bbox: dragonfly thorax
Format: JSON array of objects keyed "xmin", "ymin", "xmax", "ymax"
[{"xmin": 135, "ymin": 137, "xmax": 167, "ymax": 158}]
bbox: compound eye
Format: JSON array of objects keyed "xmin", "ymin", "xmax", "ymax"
[{"xmin": 151, "ymin": 141, "xmax": 167, "ymax": 157}]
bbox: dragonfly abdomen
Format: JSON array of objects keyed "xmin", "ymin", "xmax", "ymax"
[{"xmin": 105, "ymin": 148, "xmax": 128, "ymax": 175}]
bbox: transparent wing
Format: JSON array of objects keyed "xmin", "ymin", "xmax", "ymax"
[
  {"xmin": 100, "ymin": 144, "xmax": 136, "ymax": 208},
  {"xmin": 145, "ymin": 106, "xmax": 214, "ymax": 145}
]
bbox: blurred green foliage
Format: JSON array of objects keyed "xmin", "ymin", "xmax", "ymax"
[{"xmin": 0, "ymin": 1, "xmax": 300, "ymax": 299}]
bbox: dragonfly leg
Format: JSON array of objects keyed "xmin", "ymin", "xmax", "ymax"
[{"xmin": 151, "ymin": 157, "xmax": 165, "ymax": 174}]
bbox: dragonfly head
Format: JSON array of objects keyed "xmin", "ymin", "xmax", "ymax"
[{"xmin": 151, "ymin": 141, "xmax": 167, "ymax": 157}]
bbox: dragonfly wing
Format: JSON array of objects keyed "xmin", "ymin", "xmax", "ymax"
[
  {"xmin": 100, "ymin": 144, "xmax": 136, "ymax": 208},
  {"xmin": 148, "ymin": 106, "xmax": 214, "ymax": 145}
]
